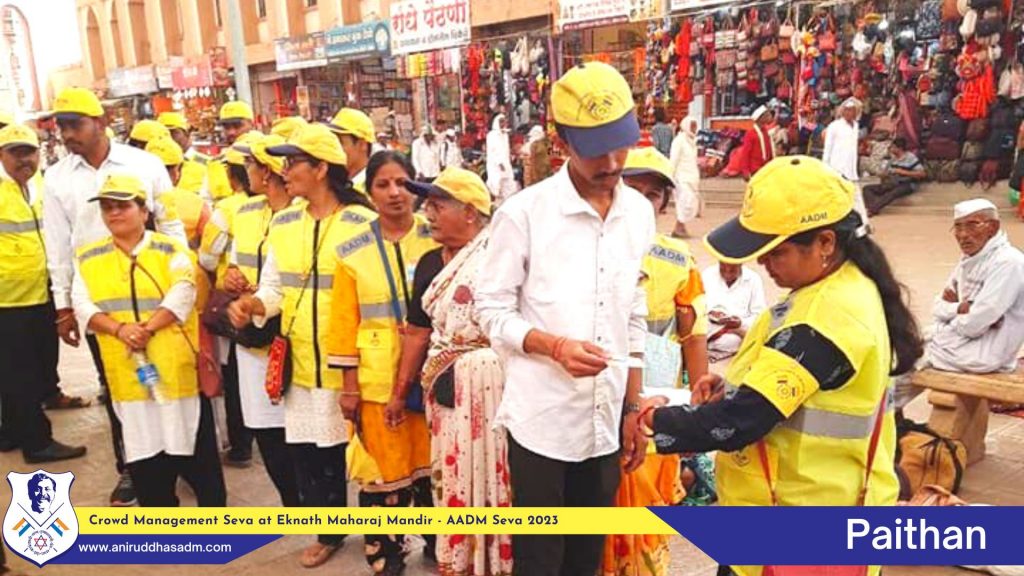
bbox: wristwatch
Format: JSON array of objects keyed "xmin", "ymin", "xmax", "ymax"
[{"xmin": 623, "ymin": 402, "xmax": 641, "ymax": 414}]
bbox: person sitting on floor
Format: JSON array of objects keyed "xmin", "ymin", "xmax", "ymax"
[
  {"xmin": 863, "ymin": 137, "xmax": 926, "ymax": 216},
  {"xmin": 896, "ymin": 199, "xmax": 1024, "ymax": 408},
  {"xmin": 700, "ymin": 262, "xmax": 767, "ymax": 362}
]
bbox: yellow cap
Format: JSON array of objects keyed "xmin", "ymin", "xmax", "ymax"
[
  {"xmin": 145, "ymin": 136, "xmax": 184, "ymax": 166},
  {"xmin": 0, "ymin": 110, "xmax": 14, "ymax": 127},
  {"xmin": 704, "ymin": 156, "xmax": 857, "ymax": 264},
  {"xmin": 405, "ymin": 167, "xmax": 492, "ymax": 216},
  {"xmin": 129, "ymin": 119, "xmax": 171, "ymax": 144},
  {"xmin": 325, "ymin": 108, "xmax": 375, "ymax": 143},
  {"xmin": 266, "ymin": 123, "xmax": 347, "ymax": 166},
  {"xmin": 219, "ymin": 101, "xmax": 254, "ymax": 123},
  {"xmin": 52, "ymin": 87, "xmax": 105, "ymax": 118},
  {"xmin": 270, "ymin": 116, "xmax": 308, "ymax": 140},
  {"xmin": 622, "ymin": 147, "xmax": 674, "ymax": 187},
  {"xmin": 158, "ymin": 111, "xmax": 189, "ymax": 131},
  {"xmin": 90, "ymin": 174, "xmax": 147, "ymax": 203},
  {"xmin": 239, "ymin": 134, "xmax": 286, "ymax": 175},
  {"xmin": 551, "ymin": 62, "xmax": 640, "ymax": 158},
  {"xmin": 224, "ymin": 130, "xmax": 263, "ymax": 166},
  {"xmin": 0, "ymin": 124, "xmax": 39, "ymax": 149}
]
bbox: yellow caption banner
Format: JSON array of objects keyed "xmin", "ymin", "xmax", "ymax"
[{"xmin": 75, "ymin": 508, "xmax": 677, "ymax": 535}]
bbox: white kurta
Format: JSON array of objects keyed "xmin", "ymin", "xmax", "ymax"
[
  {"xmin": 927, "ymin": 233, "xmax": 1024, "ymax": 374},
  {"xmin": 700, "ymin": 265, "xmax": 768, "ymax": 355}
]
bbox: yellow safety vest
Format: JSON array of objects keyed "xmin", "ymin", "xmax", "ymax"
[
  {"xmin": 178, "ymin": 156, "xmax": 208, "ymax": 196},
  {"xmin": 718, "ymin": 262, "xmax": 897, "ymax": 576},
  {"xmin": 267, "ymin": 202, "xmax": 377, "ymax": 389},
  {"xmin": 0, "ymin": 176, "xmax": 48, "ymax": 307},
  {"xmin": 352, "ymin": 170, "xmax": 368, "ymax": 198},
  {"xmin": 199, "ymin": 191, "xmax": 251, "ymax": 284},
  {"xmin": 641, "ymin": 234, "xmax": 707, "ymax": 337},
  {"xmin": 328, "ymin": 214, "xmax": 437, "ymax": 403},
  {"xmin": 76, "ymin": 233, "xmax": 200, "ymax": 403},
  {"xmin": 206, "ymin": 156, "xmax": 233, "ymax": 202},
  {"xmin": 232, "ymin": 195, "xmax": 275, "ymax": 287},
  {"xmin": 161, "ymin": 187, "xmax": 207, "ymax": 248}
]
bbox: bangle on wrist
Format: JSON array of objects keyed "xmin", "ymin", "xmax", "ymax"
[
  {"xmin": 638, "ymin": 405, "xmax": 658, "ymax": 437},
  {"xmin": 114, "ymin": 323, "xmax": 125, "ymax": 338},
  {"xmin": 55, "ymin": 314, "xmax": 73, "ymax": 326},
  {"xmin": 340, "ymin": 390, "xmax": 360, "ymax": 397}
]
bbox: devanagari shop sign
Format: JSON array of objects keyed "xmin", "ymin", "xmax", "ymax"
[{"xmin": 390, "ymin": 0, "xmax": 471, "ymax": 56}]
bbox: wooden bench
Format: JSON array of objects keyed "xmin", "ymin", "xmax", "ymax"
[{"xmin": 912, "ymin": 367, "xmax": 1024, "ymax": 465}]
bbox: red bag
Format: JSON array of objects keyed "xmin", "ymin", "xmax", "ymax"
[
  {"xmin": 758, "ymin": 394, "xmax": 886, "ymax": 576},
  {"xmin": 265, "ymin": 335, "xmax": 292, "ymax": 405},
  {"xmin": 197, "ymin": 325, "xmax": 222, "ymax": 398}
]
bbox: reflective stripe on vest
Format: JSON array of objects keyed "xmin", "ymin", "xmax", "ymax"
[
  {"xmin": 235, "ymin": 252, "xmax": 259, "ymax": 269},
  {"xmin": 647, "ymin": 318, "xmax": 673, "ymax": 335},
  {"xmin": 0, "ymin": 220, "xmax": 39, "ymax": 234},
  {"xmin": 359, "ymin": 301, "xmax": 408, "ymax": 321},
  {"xmin": 95, "ymin": 297, "xmax": 162, "ymax": 314},
  {"xmin": 79, "ymin": 243, "xmax": 115, "ymax": 263},
  {"xmin": 279, "ymin": 271, "xmax": 334, "ymax": 290}
]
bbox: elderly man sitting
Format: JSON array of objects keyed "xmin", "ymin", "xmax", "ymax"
[{"xmin": 896, "ymin": 199, "xmax": 1024, "ymax": 409}]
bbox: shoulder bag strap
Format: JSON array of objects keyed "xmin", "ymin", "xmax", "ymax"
[
  {"xmin": 856, "ymin": 390, "xmax": 890, "ymax": 506},
  {"xmin": 756, "ymin": 440, "xmax": 780, "ymax": 506},
  {"xmin": 370, "ymin": 220, "xmax": 405, "ymax": 324}
]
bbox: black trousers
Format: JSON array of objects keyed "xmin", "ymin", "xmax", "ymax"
[
  {"xmin": 507, "ymin": 433, "xmax": 622, "ymax": 576},
  {"xmin": 864, "ymin": 182, "xmax": 914, "ymax": 216},
  {"xmin": 41, "ymin": 297, "xmax": 61, "ymax": 402},
  {"xmin": 290, "ymin": 442, "xmax": 347, "ymax": 546},
  {"xmin": 87, "ymin": 333, "xmax": 127, "ymax": 475},
  {"xmin": 126, "ymin": 395, "xmax": 227, "ymax": 507},
  {"xmin": 223, "ymin": 343, "xmax": 253, "ymax": 457},
  {"xmin": 252, "ymin": 427, "xmax": 300, "ymax": 506},
  {"xmin": 0, "ymin": 304, "xmax": 55, "ymax": 453}
]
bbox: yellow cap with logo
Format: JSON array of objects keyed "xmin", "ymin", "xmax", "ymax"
[
  {"xmin": 90, "ymin": 174, "xmax": 147, "ymax": 203},
  {"xmin": 158, "ymin": 111, "xmax": 189, "ymax": 131},
  {"xmin": 404, "ymin": 167, "xmax": 492, "ymax": 216},
  {"xmin": 0, "ymin": 124, "xmax": 39, "ymax": 149},
  {"xmin": 325, "ymin": 108, "xmax": 375, "ymax": 143},
  {"xmin": 551, "ymin": 62, "xmax": 640, "ymax": 158},
  {"xmin": 622, "ymin": 147, "xmax": 674, "ymax": 187},
  {"xmin": 219, "ymin": 101, "xmax": 254, "ymax": 123},
  {"xmin": 270, "ymin": 116, "xmax": 308, "ymax": 140},
  {"xmin": 146, "ymin": 136, "xmax": 184, "ymax": 166},
  {"xmin": 704, "ymin": 156, "xmax": 856, "ymax": 264},
  {"xmin": 237, "ymin": 134, "xmax": 286, "ymax": 175},
  {"xmin": 129, "ymin": 119, "xmax": 171, "ymax": 144},
  {"xmin": 51, "ymin": 87, "xmax": 105, "ymax": 119},
  {"xmin": 266, "ymin": 123, "xmax": 347, "ymax": 166}
]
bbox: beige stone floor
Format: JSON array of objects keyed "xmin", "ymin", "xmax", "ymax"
[{"xmin": 3, "ymin": 204, "xmax": 1022, "ymax": 575}]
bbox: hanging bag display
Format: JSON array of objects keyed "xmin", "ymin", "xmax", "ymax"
[
  {"xmin": 643, "ymin": 316, "xmax": 682, "ymax": 390},
  {"xmin": 818, "ymin": 13, "xmax": 838, "ymax": 52}
]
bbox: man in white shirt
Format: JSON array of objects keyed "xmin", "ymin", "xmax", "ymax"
[
  {"xmin": 410, "ymin": 126, "xmax": 441, "ymax": 181},
  {"xmin": 822, "ymin": 98, "xmax": 870, "ymax": 224},
  {"xmin": 441, "ymin": 128, "xmax": 462, "ymax": 170},
  {"xmin": 476, "ymin": 62, "xmax": 654, "ymax": 576},
  {"xmin": 701, "ymin": 262, "xmax": 767, "ymax": 360},
  {"xmin": 42, "ymin": 87, "xmax": 182, "ymax": 507},
  {"xmin": 896, "ymin": 199, "xmax": 1024, "ymax": 409}
]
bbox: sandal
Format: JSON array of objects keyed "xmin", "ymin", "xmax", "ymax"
[
  {"xmin": 44, "ymin": 392, "xmax": 92, "ymax": 410},
  {"xmin": 300, "ymin": 542, "xmax": 341, "ymax": 568}
]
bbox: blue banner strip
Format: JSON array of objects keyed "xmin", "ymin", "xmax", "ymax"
[
  {"xmin": 48, "ymin": 535, "xmax": 281, "ymax": 564},
  {"xmin": 649, "ymin": 506, "xmax": 1024, "ymax": 566}
]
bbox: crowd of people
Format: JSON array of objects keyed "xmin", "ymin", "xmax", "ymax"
[{"xmin": 1, "ymin": 57, "xmax": 1023, "ymax": 576}]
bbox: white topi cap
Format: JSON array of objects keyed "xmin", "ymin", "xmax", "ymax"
[
  {"xmin": 841, "ymin": 97, "xmax": 863, "ymax": 109},
  {"xmin": 953, "ymin": 198, "xmax": 999, "ymax": 219},
  {"xmin": 752, "ymin": 105, "xmax": 770, "ymax": 121}
]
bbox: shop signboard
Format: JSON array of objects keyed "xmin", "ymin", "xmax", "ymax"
[
  {"xmin": 557, "ymin": 0, "xmax": 629, "ymax": 31},
  {"xmin": 325, "ymin": 20, "xmax": 391, "ymax": 60},
  {"xmin": 275, "ymin": 31, "xmax": 328, "ymax": 72},
  {"xmin": 389, "ymin": 0, "xmax": 471, "ymax": 56},
  {"xmin": 628, "ymin": 0, "xmax": 663, "ymax": 21},
  {"xmin": 669, "ymin": 0, "xmax": 733, "ymax": 13},
  {"xmin": 171, "ymin": 55, "xmax": 213, "ymax": 90},
  {"xmin": 155, "ymin": 57, "xmax": 182, "ymax": 90},
  {"xmin": 107, "ymin": 65, "xmax": 157, "ymax": 98}
]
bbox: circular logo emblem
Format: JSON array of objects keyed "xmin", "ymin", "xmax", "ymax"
[
  {"xmin": 374, "ymin": 24, "xmax": 389, "ymax": 53},
  {"xmin": 580, "ymin": 92, "xmax": 618, "ymax": 122},
  {"xmin": 28, "ymin": 530, "xmax": 55, "ymax": 556}
]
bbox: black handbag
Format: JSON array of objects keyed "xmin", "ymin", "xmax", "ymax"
[
  {"xmin": 433, "ymin": 365, "xmax": 455, "ymax": 409},
  {"xmin": 370, "ymin": 220, "xmax": 424, "ymax": 413},
  {"xmin": 234, "ymin": 238, "xmax": 280, "ymax": 349}
]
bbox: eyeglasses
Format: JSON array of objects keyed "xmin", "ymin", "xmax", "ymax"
[
  {"xmin": 951, "ymin": 220, "xmax": 993, "ymax": 233},
  {"xmin": 282, "ymin": 155, "xmax": 318, "ymax": 171}
]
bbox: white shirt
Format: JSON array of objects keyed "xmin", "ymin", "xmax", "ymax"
[
  {"xmin": 700, "ymin": 265, "xmax": 767, "ymax": 333},
  {"xmin": 441, "ymin": 139, "xmax": 462, "ymax": 169},
  {"xmin": 69, "ymin": 231, "xmax": 200, "ymax": 464},
  {"xmin": 928, "ymin": 235, "xmax": 1024, "ymax": 373},
  {"xmin": 476, "ymin": 165, "xmax": 655, "ymax": 462},
  {"xmin": 822, "ymin": 118, "xmax": 860, "ymax": 182},
  {"xmin": 43, "ymin": 142, "xmax": 181, "ymax": 309},
  {"xmin": 411, "ymin": 137, "xmax": 442, "ymax": 179}
]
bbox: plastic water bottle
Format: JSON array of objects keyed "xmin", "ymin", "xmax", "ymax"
[{"xmin": 133, "ymin": 351, "xmax": 166, "ymax": 404}]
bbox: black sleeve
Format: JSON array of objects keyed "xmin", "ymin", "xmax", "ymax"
[
  {"xmin": 407, "ymin": 248, "xmax": 446, "ymax": 329},
  {"xmin": 650, "ymin": 387, "xmax": 785, "ymax": 454}
]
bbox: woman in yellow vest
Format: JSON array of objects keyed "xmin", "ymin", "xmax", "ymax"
[
  {"xmin": 219, "ymin": 133, "xmax": 300, "ymax": 507},
  {"xmin": 325, "ymin": 151, "xmax": 437, "ymax": 575},
  {"xmin": 145, "ymin": 136, "xmax": 210, "ymax": 249},
  {"xmin": 199, "ymin": 129, "xmax": 263, "ymax": 470},
  {"xmin": 639, "ymin": 157, "xmax": 923, "ymax": 576},
  {"xmin": 0, "ymin": 123, "xmax": 87, "ymax": 462},
  {"xmin": 597, "ymin": 147, "xmax": 710, "ymax": 576},
  {"xmin": 226, "ymin": 123, "xmax": 376, "ymax": 568},
  {"xmin": 71, "ymin": 173, "xmax": 226, "ymax": 507}
]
